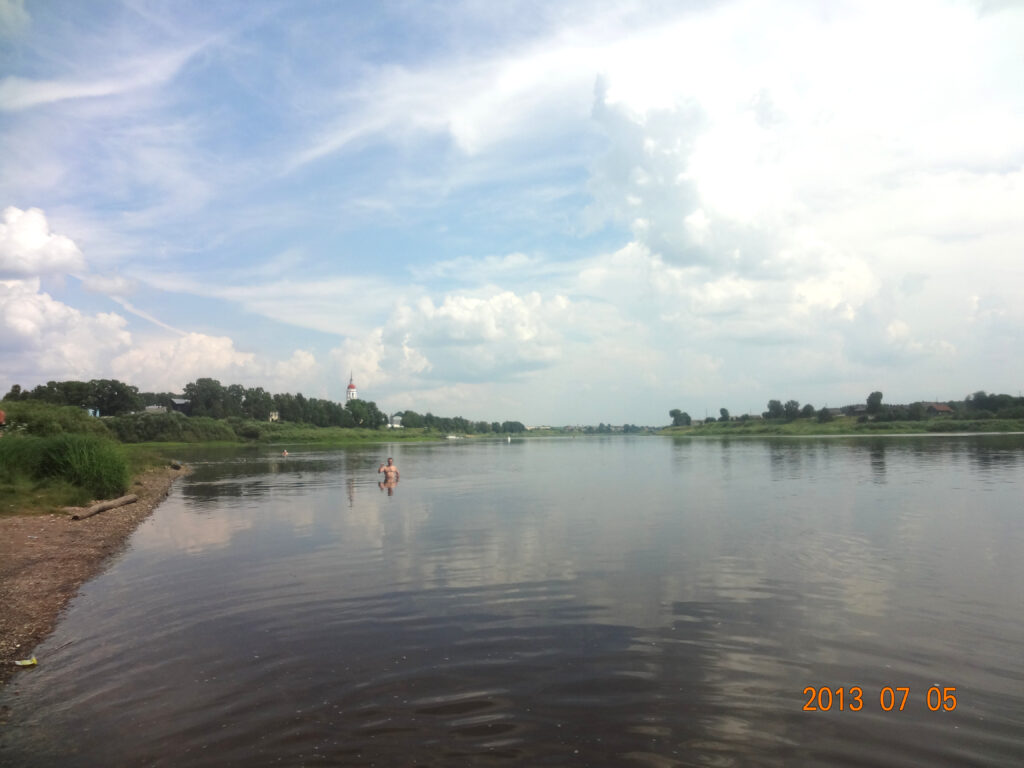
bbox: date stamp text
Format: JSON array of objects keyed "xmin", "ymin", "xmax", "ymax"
[{"xmin": 802, "ymin": 686, "xmax": 958, "ymax": 712}]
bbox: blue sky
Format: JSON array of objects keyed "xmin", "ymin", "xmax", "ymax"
[{"xmin": 2, "ymin": 0, "xmax": 1022, "ymax": 425}]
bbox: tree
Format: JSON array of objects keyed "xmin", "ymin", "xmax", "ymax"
[
  {"xmin": 294, "ymin": 393, "xmax": 308, "ymax": 422},
  {"xmin": 185, "ymin": 378, "xmax": 227, "ymax": 418},
  {"xmin": 56, "ymin": 380, "xmax": 90, "ymax": 407},
  {"xmin": 243, "ymin": 387, "xmax": 274, "ymax": 421},
  {"xmin": 345, "ymin": 398, "xmax": 371, "ymax": 427},
  {"xmin": 88, "ymin": 379, "xmax": 141, "ymax": 416},
  {"xmin": 30, "ymin": 381, "xmax": 63, "ymax": 403},
  {"xmin": 139, "ymin": 391, "xmax": 176, "ymax": 409},
  {"xmin": 719, "ymin": 408, "xmax": 730, "ymax": 422},
  {"xmin": 225, "ymin": 384, "xmax": 246, "ymax": 418},
  {"xmin": 401, "ymin": 410, "xmax": 425, "ymax": 429},
  {"xmin": 966, "ymin": 391, "xmax": 989, "ymax": 411},
  {"xmin": 800, "ymin": 403, "xmax": 815, "ymax": 418},
  {"xmin": 3, "ymin": 384, "xmax": 23, "ymax": 401},
  {"xmin": 817, "ymin": 407, "xmax": 833, "ymax": 423},
  {"xmin": 868, "ymin": 393, "xmax": 884, "ymax": 417},
  {"xmin": 306, "ymin": 398, "xmax": 328, "ymax": 426},
  {"xmin": 766, "ymin": 399, "xmax": 784, "ymax": 419},
  {"xmin": 364, "ymin": 400, "xmax": 388, "ymax": 429},
  {"xmin": 907, "ymin": 402, "xmax": 925, "ymax": 421},
  {"xmin": 784, "ymin": 400, "xmax": 801, "ymax": 420},
  {"xmin": 669, "ymin": 409, "xmax": 691, "ymax": 426}
]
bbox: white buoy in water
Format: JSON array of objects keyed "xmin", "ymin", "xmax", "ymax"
[{"xmin": 507, "ymin": 436, "xmax": 511, "ymax": 443}]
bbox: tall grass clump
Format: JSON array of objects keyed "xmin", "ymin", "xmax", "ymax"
[
  {"xmin": 0, "ymin": 434, "xmax": 46, "ymax": 477},
  {"xmin": 0, "ymin": 434, "xmax": 130, "ymax": 500}
]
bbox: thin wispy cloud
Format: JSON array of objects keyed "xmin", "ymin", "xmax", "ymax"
[{"xmin": 0, "ymin": 47, "xmax": 202, "ymax": 112}]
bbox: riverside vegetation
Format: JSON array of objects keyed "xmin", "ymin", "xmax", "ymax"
[
  {"xmin": 662, "ymin": 390, "xmax": 1024, "ymax": 436},
  {"xmin": 0, "ymin": 432, "xmax": 130, "ymax": 514},
  {"xmin": 0, "ymin": 377, "xmax": 526, "ymax": 514},
  {"xmin": 0, "ymin": 402, "xmax": 491, "ymax": 516}
]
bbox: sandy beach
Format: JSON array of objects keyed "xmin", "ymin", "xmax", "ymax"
[{"xmin": 0, "ymin": 465, "xmax": 188, "ymax": 691}]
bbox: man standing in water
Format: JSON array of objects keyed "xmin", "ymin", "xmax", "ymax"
[
  {"xmin": 378, "ymin": 457, "xmax": 399, "ymax": 496},
  {"xmin": 378, "ymin": 458, "xmax": 399, "ymax": 482}
]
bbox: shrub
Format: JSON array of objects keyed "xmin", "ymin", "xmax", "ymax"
[
  {"xmin": 106, "ymin": 411, "xmax": 183, "ymax": 442},
  {"xmin": 105, "ymin": 412, "xmax": 238, "ymax": 442},
  {"xmin": 0, "ymin": 399, "xmax": 111, "ymax": 438},
  {"xmin": 226, "ymin": 416, "xmax": 261, "ymax": 440}
]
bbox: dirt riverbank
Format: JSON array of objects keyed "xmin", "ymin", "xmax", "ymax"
[{"xmin": 0, "ymin": 464, "xmax": 188, "ymax": 690}]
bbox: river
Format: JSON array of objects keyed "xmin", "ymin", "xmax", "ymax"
[{"xmin": 1, "ymin": 434, "xmax": 1022, "ymax": 766}]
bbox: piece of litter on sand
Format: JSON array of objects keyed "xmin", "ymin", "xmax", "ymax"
[{"xmin": 14, "ymin": 657, "xmax": 38, "ymax": 666}]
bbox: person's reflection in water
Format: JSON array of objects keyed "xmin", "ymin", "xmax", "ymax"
[{"xmin": 869, "ymin": 443, "xmax": 887, "ymax": 485}]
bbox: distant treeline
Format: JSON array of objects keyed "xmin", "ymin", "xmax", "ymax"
[
  {"xmin": 2, "ymin": 378, "xmax": 525, "ymax": 436},
  {"xmin": 670, "ymin": 390, "xmax": 1024, "ymax": 426},
  {"xmin": 398, "ymin": 411, "xmax": 525, "ymax": 434},
  {"xmin": 2, "ymin": 378, "xmax": 388, "ymax": 427}
]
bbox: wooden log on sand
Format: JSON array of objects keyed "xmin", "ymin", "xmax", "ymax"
[{"xmin": 68, "ymin": 494, "xmax": 139, "ymax": 520}]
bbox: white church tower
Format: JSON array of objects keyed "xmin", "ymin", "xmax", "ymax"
[{"xmin": 346, "ymin": 372, "xmax": 358, "ymax": 401}]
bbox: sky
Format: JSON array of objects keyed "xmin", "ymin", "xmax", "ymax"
[{"xmin": 1, "ymin": 0, "xmax": 1022, "ymax": 425}]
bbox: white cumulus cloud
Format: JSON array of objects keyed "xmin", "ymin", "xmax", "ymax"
[
  {"xmin": 111, "ymin": 332, "xmax": 258, "ymax": 392},
  {"xmin": 0, "ymin": 206, "xmax": 86, "ymax": 278},
  {"xmin": 388, "ymin": 290, "xmax": 567, "ymax": 381},
  {"xmin": 0, "ymin": 277, "xmax": 131, "ymax": 382}
]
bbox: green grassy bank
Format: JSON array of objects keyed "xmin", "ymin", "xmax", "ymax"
[
  {"xmin": 659, "ymin": 415, "xmax": 1024, "ymax": 437},
  {"xmin": 0, "ymin": 400, "xmax": 463, "ymax": 445},
  {"xmin": 0, "ymin": 433, "xmax": 132, "ymax": 516}
]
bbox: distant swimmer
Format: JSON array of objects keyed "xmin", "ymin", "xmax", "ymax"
[
  {"xmin": 378, "ymin": 457, "xmax": 399, "ymax": 482},
  {"xmin": 282, "ymin": 450, "xmax": 289, "ymax": 456}
]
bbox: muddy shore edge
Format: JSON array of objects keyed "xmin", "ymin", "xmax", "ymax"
[{"xmin": 0, "ymin": 464, "xmax": 189, "ymax": 690}]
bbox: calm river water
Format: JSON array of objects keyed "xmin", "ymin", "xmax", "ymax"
[{"xmin": 2, "ymin": 434, "xmax": 1023, "ymax": 766}]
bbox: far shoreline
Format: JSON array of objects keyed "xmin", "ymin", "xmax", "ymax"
[
  {"xmin": 657, "ymin": 416, "xmax": 1024, "ymax": 438},
  {"xmin": 660, "ymin": 430, "xmax": 1024, "ymax": 438}
]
